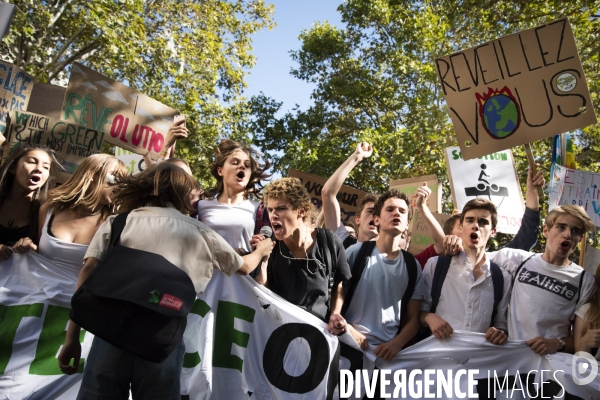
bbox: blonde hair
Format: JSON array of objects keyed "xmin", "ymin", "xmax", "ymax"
[
  {"xmin": 46, "ymin": 154, "xmax": 127, "ymax": 221},
  {"xmin": 544, "ymin": 205, "xmax": 595, "ymax": 232},
  {"xmin": 580, "ymin": 264, "xmax": 600, "ymax": 336},
  {"xmin": 263, "ymin": 178, "xmax": 312, "ymax": 222}
]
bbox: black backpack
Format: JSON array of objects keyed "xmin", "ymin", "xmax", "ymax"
[
  {"xmin": 341, "ymin": 241, "xmax": 418, "ymax": 335},
  {"xmin": 420, "ymin": 255, "xmax": 504, "ymax": 339},
  {"xmin": 70, "ymin": 213, "xmax": 197, "ymax": 363}
]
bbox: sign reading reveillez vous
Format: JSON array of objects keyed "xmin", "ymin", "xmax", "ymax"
[{"xmin": 436, "ymin": 18, "xmax": 597, "ymax": 160}]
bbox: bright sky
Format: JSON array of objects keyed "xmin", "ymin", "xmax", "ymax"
[{"xmin": 242, "ymin": 1, "xmax": 344, "ymax": 113}]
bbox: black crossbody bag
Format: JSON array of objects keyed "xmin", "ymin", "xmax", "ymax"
[{"xmin": 70, "ymin": 212, "xmax": 197, "ymax": 363}]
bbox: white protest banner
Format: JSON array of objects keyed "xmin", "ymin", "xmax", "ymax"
[
  {"xmin": 445, "ymin": 146, "xmax": 524, "ymax": 234},
  {"xmin": 339, "ymin": 332, "xmax": 600, "ymax": 399},
  {"xmin": 0, "ymin": 253, "xmax": 94, "ymax": 400},
  {"xmin": 3, "ymin": 254, "xmax": 600, "ymax": 399},
  {"xmin": 61, "ymin": 63, "xmax": 178, "ymax": 160},
  {"xmin": 549, "ymin": 164, "xmax": 600, "ymax": 227},
  {"xmin": 436, "ymin": 18, "xmax": 597, "ymax": 160},
  {"xmin": 0, "ymin": 60, "xmax": 34, "ymax": 136}
]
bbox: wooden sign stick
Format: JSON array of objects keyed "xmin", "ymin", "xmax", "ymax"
[
  {"xmin": 524, "ymin": 143, "xmax": 544, "ymax": 198},
  {"xmin": 579, "ymin": 232, "xmax": 587, "ymax": 267}
]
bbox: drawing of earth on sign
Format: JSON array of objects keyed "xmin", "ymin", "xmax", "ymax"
[{"xmin": 476, "ymin": 86, "xmax": 521, "ymax": 140}]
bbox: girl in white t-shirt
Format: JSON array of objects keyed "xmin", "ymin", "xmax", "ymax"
[
  {"xmin": 197, "ymin": 139, "xmax": 271, "ymax": 253},
  {"xmin": 575, "ymin": 265, "xmax": 600, "ymax": 359}
]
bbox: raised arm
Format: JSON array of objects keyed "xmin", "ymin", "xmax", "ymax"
[
  {"xmin": 504, "ymin": 167, "xmax": 544, "ymax": 251},
  {"xmin": 321, "ymin": 142, "xmax": 372, "ymax": 232}
]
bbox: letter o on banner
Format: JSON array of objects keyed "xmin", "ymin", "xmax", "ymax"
[{"xmin": 263, "ymin": 323, "xmax": 330, "ymax": 393}]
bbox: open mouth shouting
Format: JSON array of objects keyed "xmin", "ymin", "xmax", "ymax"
[
  {"xmin": 559, "ymin": 240, "xmax": 572, "ymax": 252},
  {"xmin": 272, "ymin": 221, "xmax": 283, "ymax": 236},
  {"xmin": 28, "ymin": 174, "xmax": 42, "ymax": 187},
  {"xmin": 236, "ymin": 170, "xmax": 246, "ymax": 182},
  {"xmin": 469, "ymin": 232, "xmax": 479, "ymax": 244}
]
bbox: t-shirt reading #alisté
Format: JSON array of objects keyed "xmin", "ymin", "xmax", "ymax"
[{"xmin": 488, "ymin": 248, "xmax": 596, "ymax": 341}]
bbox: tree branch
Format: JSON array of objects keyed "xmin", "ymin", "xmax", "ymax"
[
  {"xmin": 47, "ymin": 26, "xmax": 86, "ymax": 67},
  {"xmin": 47, "ymin": 41, "xmax": 100, "ymax": 82}
]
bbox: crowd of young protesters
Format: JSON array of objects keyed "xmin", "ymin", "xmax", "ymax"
[{"xmin": 0, "ymin": 136, "xmax": 598, "ymax": 399}]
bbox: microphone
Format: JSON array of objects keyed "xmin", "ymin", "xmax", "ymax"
[
  {"xmin": 259, "ymin": 226, "xmax": 273, "ymax": 264},
  {"xmin": 260, "ymin": 226, "xmax": 273, "ymax": 239}
]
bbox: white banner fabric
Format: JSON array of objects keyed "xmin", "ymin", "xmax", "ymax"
[{"xmin": 1, "ymin": 253, "xmax": 599, "ymax": 399}]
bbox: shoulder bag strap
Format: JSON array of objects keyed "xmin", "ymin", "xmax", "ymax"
[
  {"xmin": 489, "ymin": 261, "xmax": 504, "ymax": 327},
  {"xmin": 341, "ymin": 240, "xmax": 376, "ymax": 316},
  {"xmin": 430, "ymin": 255, "xmax": 452, "ymax": 314}
]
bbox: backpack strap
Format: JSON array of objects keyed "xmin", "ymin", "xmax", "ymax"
[
  {"xmin": 429, "ymin": 255, "xmax": 452, "ymax": 314},
  {"xmin": 316, "ymin": 228, "xmax": 338, "ymax": 288},
  {"xmin": 489, "ymin": 262, "xmax": 504, "ymax": 328},
  {"xmin": 108, "ymin": 213, "xmax": 129, "ymax": 248},
  {"xmin": 574, "ymin": 271, "xmax": 586, "ymax": 306},
  {"xmin": 398, "ymin": 250, "xmax": 418, "ymax": 335},
  {"xmin": 511, "ymin": 254, "xmax": 536, "ymax": 287},
  {"xmin": 341, "ymin": 240, "xmax": 376, "ymax": 316}
]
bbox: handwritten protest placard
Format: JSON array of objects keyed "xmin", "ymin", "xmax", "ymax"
[
  {"xmin": 408, "ymin": 210, "xmax": 451, "ymax": 255},
  {"xmin": 445, "ymin": 147, "xmax": 524, "ymax": 234},
  {"xmin": 549, "ymin": 164, "xmax": 600, "ymax": 227},
  {"xmin": 436, "ymin": 18, "xmax": 597, "ymax": 160},
  {"xmin": 114, "ymin": 146, "xmax": 145, "ymax": 175},
  {"xmin": 61, "ymin": 63, "xmax": 178, "ymax": 159},
  {"xmin": 27, "ymin": 82, "xmax": 66, "ymax": 120},
  {"xmin": 288, "ymin": 169, "xmax": 368, "ymax": 224},
  {"xmin": 4, "ymin": 110, "xmax": 103, "ymax": 183},
  {"xmin": 0, "ymin": 60, "xmax": 34, "ymax": 137},
  {"xmin": 389, "ymin": 174, "xmax": 442, "ymax": 213}
]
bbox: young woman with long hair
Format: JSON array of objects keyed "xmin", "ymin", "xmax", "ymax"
[
  {"xmin": 27, "ymin": 154, "xmax": 127, "ymax": 271},
  {"xmin": 58, "ymin": 163, "xmax": 273, "ymax": 399},
  {"xmin": 0, "ymin": 144, "xmax": 60, "ymax": 259},
  {"xmin": 197, "ymin": 139, "xmax": 270, "ymax": 252}
]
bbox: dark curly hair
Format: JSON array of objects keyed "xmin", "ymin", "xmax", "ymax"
[
  {"xmin": 204, "ymin": 139, "xmax": 271, "ymax": 200},
  {"xmin": 373, "ymin": 189, "xmax": 413, "ymax": 221}
]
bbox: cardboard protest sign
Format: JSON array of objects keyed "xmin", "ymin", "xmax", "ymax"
[
  {"xmin": 408, "ymin": 210, "xmax": 451, "ymax": 255},
  {"xmin": 114, "ymin": 146, "xmax": 146, "ymax": 175},
  {"xmin": 27, "ymin": 82, "xmax": 67, "ymax": 120},
  {"xmin": 549, "ymin": 164, "xmax": 600, "ymax": 227},
  {"xmin": 61, "ymin": 63, "xmax": 178, "ymax": 159},
  {"xmin": 4, "ymin": 110, "xmax": 103, "ymax": 183},
  {"xmin": 436, "ymin": 18, "xmax": 597, "ymax": 160},
  {"xmin": 389, "ymin": 174, "xmax": 442, "ymax": 213},
  {"xmin": 0, "ymin": 60, "xmax": 34, "ymax": 137},
  {"xmin": 445, "ymin": 147, "xmax": 524, "ymax": 234},
  {"xmin": 288, "ymin": 169, "xmax": 368, "ymax": 224}
]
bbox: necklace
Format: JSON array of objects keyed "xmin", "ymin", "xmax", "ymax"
[{"xmin": 278, "ymin": 230, "xmax": 325, "ymax": 275}]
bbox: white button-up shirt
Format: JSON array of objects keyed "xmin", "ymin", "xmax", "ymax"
[{"xmin": 421, "ymin": 252, "xmax": 511, "ymax": 333}]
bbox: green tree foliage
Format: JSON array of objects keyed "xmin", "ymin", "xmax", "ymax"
[
  {"xmin": 247, "ymin": 0, "xmax": 599, "ymax": 196},
  {"xmin": 1, "ymin": 0, "xmax": 274, "ymax": 185},
  {"xmin": 246, "ymin": 0, "xmax": 599, "ymax": 255}
]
